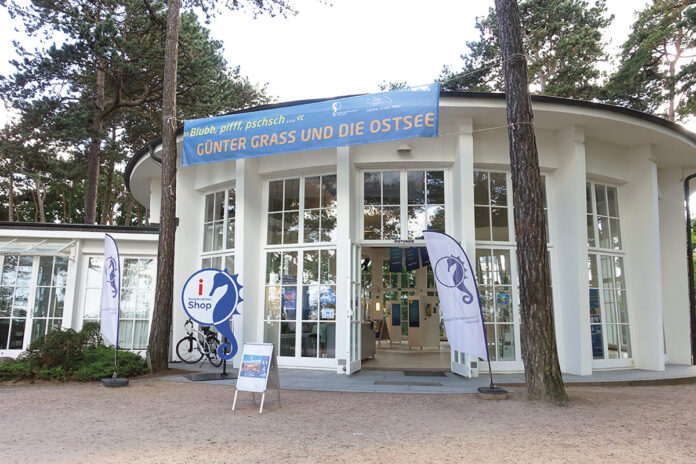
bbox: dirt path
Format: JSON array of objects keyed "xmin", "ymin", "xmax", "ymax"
[{"xmin": 1, "ymin": 381, "xmax": 694, "ymax": 463}]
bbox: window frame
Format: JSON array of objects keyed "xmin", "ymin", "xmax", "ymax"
[
  {"xmin": 200, "ymin": 185, "xmax": 236, "ymax": 260},
  {"xmin": 585, "ymin": 180, "xmax": 632, "ymax": 368},
  {"xmin": 263, "ymin": 172, "xmax": 338, "ymax": 250},
  {"xmin": 359, "ymin": 168, "xmax": 451, "ymax": 245},
  {"xmin": 471, "ymin": 169, "xmax": 553, "ymax": 370},
  {"xmin": 260, "ymin": 172, "xmax": 338, "ymax": 368},
  {"xmin": 586, "ymin": 181, "xmax": 623, "ymax": 252},
  {"xmin": 261, "ymin": 244, "xmax": 338, "ymax": 365},
  {"xmin": 0, "ymin": 254, "xmax": 70, "ymax": 353},
  {"xmin": 80, "ymin": 254, "xmax": 156, "ymax": 352}
]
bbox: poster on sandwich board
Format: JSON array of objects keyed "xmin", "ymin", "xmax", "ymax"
[
  {"xmin": 236, "ymin": 343, "xmax": 275, "ymax": 392},
  {"xmin": 233, "ymin": 343, "xmax": 280, "ymax": 414}
]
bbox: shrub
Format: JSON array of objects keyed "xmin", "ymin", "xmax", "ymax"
[
  {"xmin": 0, "ymin": 325, "xmax": 148, "ymax": 382},
  {"xmin": 23, "ymin": 328, "xmax": 86, "ymax": 371},
  {"xmin": 80, "ymin": 321, "xmax": 103, "ymax": 347}
]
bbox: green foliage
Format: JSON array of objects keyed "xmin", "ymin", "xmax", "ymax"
[
  {"xmin": 0, "ymin": 324, "xmax": 148, "ymax": 382},
  {"xmin": 603, "ymin": 0, "xmax": 696, "ymax": 121},
  {"xmin": 23, "ymin": 328, "xmax": 87, "ymax": 371},
  {"xmin": 378, "ymin": 81, "xmax": 409, "ymax": 91},
  {"xmin": 0, "ymin": 0, "xmax": 273, "ymax": 225},
  {"xmin": 440, "ymin": 0, "xmax": 613, "ymax": 100}
]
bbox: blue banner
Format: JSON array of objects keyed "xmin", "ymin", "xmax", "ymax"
[
  {"xmin": 419, "ymin": 247, "xmax": 430, "ymax": 267},
  {"xmin": 389, "ymin": 247, "xmax": 403, "ymax": 273},
  {"xmin": 404, "ymin": 247, "xmax": 420, "ymax": 271},
  {"xmin": 182, "ymin": 84, "xmax": 439, "ymax": 166}
]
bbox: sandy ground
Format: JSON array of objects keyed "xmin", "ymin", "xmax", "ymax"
[{"xmin": 1, "ymin": 380, "xmax": 695, "ymax": 464}]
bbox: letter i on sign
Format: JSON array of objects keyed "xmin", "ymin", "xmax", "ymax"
[{"xmin": 198, "ymin": 279, "xmax": 203, "ymax": 296}]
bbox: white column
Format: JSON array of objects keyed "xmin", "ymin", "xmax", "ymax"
[
  {"xmin": 335, "ymin": 146, "xmax": 355, "ymax": 373},
  {"xmin": 234, "ymin": 158, "xmax": 264, "ymax": 366},
  {"xmin": 453, "ymin": 118, "xmax": 480, "ymax": 375},
  {"xmin": 551, "ymin": 125, "xmax": 591, "ymax": 375},
  {"xmin": 452, "ymin": 117, "xmax": 475, "ymax": 256},
  {"xmin": 172, "ymin": 164, "xmax": 201, "ymax": 361},
  {"xmin": 658, "ymin": 168, "xmax": 692, "ymax": 364},
  {"xmin": 65, "ymin": 239, "xmax": 82, "ymax": 330},
  {"xmin": 149, "ymin": 177, "xmax": 161, "ymax": 223},
  {"xmin": 622, "ymin": 145, "xmax": 665, "ymax": 370}
]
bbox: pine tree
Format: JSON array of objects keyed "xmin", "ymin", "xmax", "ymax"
[
  {"xmin": 147, "ymin": 0, "xmax": 295, "ymax": 373},
  {"xmin": 494, "ymin": 0, "xmax": 568, "ymax": 404},
  {"xmin": 1, "ymin": 0, "xmax": 271, "ymax": 224},
  {"xmin": 1, "ymin": 0, "xmax": 271, "ymax": 225},
  {"xmin": 441, "ymin": 0, "xmax": 613, "ymax": 100},
  {"xmin": 604, "ymin": 0, "xmax": 696, "ymax": 121}
]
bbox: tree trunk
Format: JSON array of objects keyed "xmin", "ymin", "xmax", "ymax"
[
  {"xmin": 667, "ymin": 33, "xmax": 683, "ymax": 122},
  {"xmin": 36, "ymin": 178, "xmax": 46, "ymax": 223},
  {"xmin": 61, "ymin": 187, "xmax": 67, "ymax": 222},
  {"xmin": 137, "ymin": 203, "xmax": 143, "ymax": 226},
  {"xmin": 31, "ymin": 189, "xmax": 38, "ymax": 222},
  {"xmin": 494, "ymin": 0, "xmax": 567, "ymax": 404},
  {"xmin": 147, "ymin": 0, "xmax": 181, "ymax": 373},
  {"xmin": 67, "ymin": 187, "xmax": 73, "ymax": 223},
  {"xmin": 84, "ymin": 40, "xmax": 106, "ymax": 224},
  {"xmin": 101, "ymin": 158, "xmax": 115, "ymax": 225},
  {"xmin": 8, "ymin": 174, "xmax": 13, "ymax": 222},
  {"xmin": 124, "ymin": 194, "xmax": 135, "ymax": 226}
]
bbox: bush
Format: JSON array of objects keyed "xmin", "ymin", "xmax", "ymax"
[
  {"xmin": 0, "ymin": 325, "xmax": 148, "ymax": 382},
  {"xmin": 23, "ymin": 328, "xmax": 86, "ymax": 371}
]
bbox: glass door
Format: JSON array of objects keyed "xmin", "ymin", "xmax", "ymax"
[{"xmin": 346, "ymin": 241, "xmax": 362, "ymax": 374}]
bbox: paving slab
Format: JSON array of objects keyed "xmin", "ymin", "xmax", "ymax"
[{"xmin": 162, "ymin": 361, "xmax": 696, "ymax": 394}]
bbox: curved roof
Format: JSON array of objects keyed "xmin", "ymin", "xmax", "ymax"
[{"xmin": 125, "ymin": 91, "xmax": 696, "ymax": 193}]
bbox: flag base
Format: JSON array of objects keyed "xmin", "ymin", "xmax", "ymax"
[
  {"xmin": 101, "ymin": 377, "xmax": 129, "ymax": 388},
  {"xmin": 477, "ymin": 385, "xmax": 509, "ymax": 400}
]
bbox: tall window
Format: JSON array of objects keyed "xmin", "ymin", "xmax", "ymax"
[
  {"xmin": 0, "ymin": 256, "xmax": 33, "ymax": 349},
  {"xmin": 473, "ymin": 170, "xmax": 519, "ymax": 363},
  {"xmin": 475, "ymin": 249, "xmax": 515, "ymax": 361},
  {"xmin": 268, "ymin": 175, "xmax": 337, "ymax": 246},
  {"xmin": 363, "ymin": 169, "xmax": 446, "ymax": 241},
  {"xmin": 83, "ymin": 256, "xmax": 156, "ymax": 350},
  {"xmin": 263, "ymin": 174, "xmax": 337, "ymax": 361},
  {"xmin": 263, "ymin": 249, "xmax": 336, "ymax": 359},
  {"xmin": 587, "ymin": 181, "xmax": 630, "ymax": 362},
  {"xmin": 31, "ymin": 256, "xmax": 68, "ymax": 342},
  {"xmin": 202, "ymin": 188, "xmax": 235, "ymax": 271}
]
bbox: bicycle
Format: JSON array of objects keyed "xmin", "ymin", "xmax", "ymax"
[{"xmin": 176, "ymin": 319, "xmax": 229, "ymax": 367}]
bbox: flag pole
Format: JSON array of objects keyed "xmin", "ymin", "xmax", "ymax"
[
  {"xmin": 102, "ymin": 233, "xmax": 128, "ymax": 388},
  {"xmin": 113, "ymin": 296, "xmax": 119, "ymax": 379}
]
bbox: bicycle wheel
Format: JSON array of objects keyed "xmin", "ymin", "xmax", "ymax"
[
  {"xmin": 206, "ymin": 338, "xmax": 223, "ymax": 368},
  {"xmin": 176, "ymin": 336, "xmax": 204, "ymax": 364}
]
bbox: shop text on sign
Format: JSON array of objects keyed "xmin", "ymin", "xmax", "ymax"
[{"xmin": 182, "ymin": 84, "xmax": 439, "ymax": 166}]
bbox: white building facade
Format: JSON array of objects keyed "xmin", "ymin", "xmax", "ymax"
[
  {"xmin": 126, "ymin": 92, "xmax": 696, "ymax": 375},
  {"xmin": 0, "ymin": 224, "xmax": 159, "ymax": 358}
]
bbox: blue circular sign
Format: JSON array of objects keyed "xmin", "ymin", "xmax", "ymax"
[{"xmin": 181, "ymin": 268, "xmax": 242, "ymax": 326}]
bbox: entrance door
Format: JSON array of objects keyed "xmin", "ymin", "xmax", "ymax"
[{"xmin": 346, "ymin": 241, "xmax": 362, "ymax": 374}]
